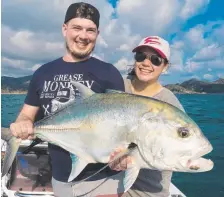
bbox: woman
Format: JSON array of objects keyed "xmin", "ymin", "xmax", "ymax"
[
  {"xmin": 110, "ymin": 36, "xmax": 185, "ymax": 197},
  {"xmin": 125, "ymin": 36, "xmax": 184, "ymax": 110}
]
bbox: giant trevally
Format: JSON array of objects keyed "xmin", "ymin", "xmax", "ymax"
[{"xmin": 1, "ymin": 81, "xmax": 214, "ymax": 192}]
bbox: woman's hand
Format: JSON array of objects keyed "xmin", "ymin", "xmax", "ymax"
[{"xmin": 109, "ymin": 148, "xmax": 133, "ymax": 171}]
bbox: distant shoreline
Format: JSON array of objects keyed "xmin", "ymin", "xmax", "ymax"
[
  {"xmin": 1, "ymin": 92, "xmax": 27, "ymax": 95},
  {"xmin": 1, "ymin": 92, "xmax": 224, "ymax": 95}
]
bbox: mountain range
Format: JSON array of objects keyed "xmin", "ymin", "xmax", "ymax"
[
  {"xmin": 165, "ymin": 78, "xmax": 224, "ymax": 94},
  {"xmin": 1, "ymin": 75, "xmax": 32, "ymax": 93},
  {"xmin": 1, "ymin": 75, "xmax": 224, "ymax": 94}
]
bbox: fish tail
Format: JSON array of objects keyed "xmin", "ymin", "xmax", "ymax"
[{"xmin": 1, "ymin": 128, "xmax": 20, "ymax": 177}]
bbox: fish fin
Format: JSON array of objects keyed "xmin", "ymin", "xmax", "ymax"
[
  {"xmin": 123, "ymin": 166, "xmax": 140, "ymax": 192},
  {"xmin": 70, "ymin": 81, "xmax": 95, "ymax": 99},
  {"xmin": 105, "ymin": 89, "xmax": 125, "ymax": 94},
  {"xmin": 68, "ymin": 154, "xmax": 88, "ymax": 182},
  {"xmin": 1, "ymin": 128, "xmax": 20, "ymax": 177},
  {"xmin": 1, "ymin": 127, "xmax": 13, "ymax": 141}
]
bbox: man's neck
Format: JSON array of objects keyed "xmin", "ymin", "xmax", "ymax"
[
  {"xmin": 63, "ymin": 53, "xmax": 90, "ymax": 63},
  {"xmin": 131, "ymin": 77, "xmax": 163, "ymax": 97}
]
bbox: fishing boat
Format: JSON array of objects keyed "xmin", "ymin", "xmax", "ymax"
[{"xmin": 1, "ymin": 140, "xmax": 186, "ymax": 197}]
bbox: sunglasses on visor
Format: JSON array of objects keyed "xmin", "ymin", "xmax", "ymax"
[{"xmin": 134, "ymin": 52, "xmax": 167, "ymax": 66}]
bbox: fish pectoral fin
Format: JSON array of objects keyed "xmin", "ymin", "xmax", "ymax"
[
  {"xmin": 122, "ymin": 166, "xmax": 140, "ymax": 192},
  {"xmin": 68, "ymin": 154, "xmax": 88, "ymax": 182}
]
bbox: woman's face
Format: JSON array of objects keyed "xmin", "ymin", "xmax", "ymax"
[{"xmin": 134, "ymin": 47, "xmax": 168, "ymax": 83}]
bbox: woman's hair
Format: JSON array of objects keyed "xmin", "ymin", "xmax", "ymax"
[{"xmin": 127, "ymin": 68, "xmax": 136, "ymax": 76}]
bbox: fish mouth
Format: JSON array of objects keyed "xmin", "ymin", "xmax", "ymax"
[
  {"xmin": 187, "ymin": 157, "xmax": 213, "ymax": 171},
  {"xmin": 185, "ymin": 145, "xmax": 214, "ymax": 172}
]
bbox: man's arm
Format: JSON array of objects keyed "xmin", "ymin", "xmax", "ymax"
[{"xmin": 10, "ymin": 104, "xmax": 39, "ymax": 140}]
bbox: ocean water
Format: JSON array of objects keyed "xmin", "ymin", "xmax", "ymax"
[{"xmin": 1, "ymin": 94, "xmax": 224, "ymax": 197}]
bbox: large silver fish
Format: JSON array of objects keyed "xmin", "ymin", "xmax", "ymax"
[{"xmin": 1, "ymin": 81, "xmax": 214, "ymax": 192}]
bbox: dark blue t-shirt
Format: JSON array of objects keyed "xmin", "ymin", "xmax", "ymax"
[{"xmin": 25, "ymin": 57, "xmax": 125, "ymax": 182}]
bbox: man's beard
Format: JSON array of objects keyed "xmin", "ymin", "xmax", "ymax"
[{"xmin": 65, "ymin": 42, "xmax": 95, "ymax": 59}]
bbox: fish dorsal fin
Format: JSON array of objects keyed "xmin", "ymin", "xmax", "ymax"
[
  {"xmin": 70, "ymin": 81, "xmax": 95, "ymax": 99},
  {"xmin": 105, "ymin": 89, "xmax": 125, "ymax": 93},
  {"xmin": 68, "ymin": 154, "xmax": 88, "ymax": 182}
]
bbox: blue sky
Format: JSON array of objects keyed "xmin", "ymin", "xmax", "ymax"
[{"xmin": 1, "ymin": 0, "xmax": 224, "ymax": 84}]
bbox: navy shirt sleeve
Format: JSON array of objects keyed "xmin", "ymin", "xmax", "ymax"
[{"xmin": 24, "ymin": 70, "xmax": 41, "ymax": 107}]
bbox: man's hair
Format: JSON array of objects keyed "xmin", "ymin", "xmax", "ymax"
[{"xmin": 64, "ymin": 2, "xmax": 100, "ymax": 28}]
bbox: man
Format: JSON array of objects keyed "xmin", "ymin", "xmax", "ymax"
[{"xmin": 10, "ymin": 2, "xmax": 124, "ymax": 196}]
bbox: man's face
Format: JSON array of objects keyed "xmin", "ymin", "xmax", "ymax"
[{"xmin": 62, "ymin": 18, "xmax": 99, "ymax": 59}]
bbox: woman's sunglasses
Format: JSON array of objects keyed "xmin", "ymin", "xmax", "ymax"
[{"xmin": 134, "ymin": 52, "xmax": 167, "ymax": 66}]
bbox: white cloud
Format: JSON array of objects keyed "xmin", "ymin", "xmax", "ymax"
[
  {"xmin": 184, "ymin": 25, "xmax": 206, "ymax": 50},
  {"xmin": 116, "ymin": 0, "xmax": 143, "ymax": 13},
  {"xmin": 1, "ymin": 56, "xmax": 43, "ymax": 77},
  {"xmin": 10, "ymin": 31, "xmax": 34, "ymax": 50},
  {"xmin": 192, "ymin": 44, "xmax": 223, "ymax": 61},
  {"xmin": 102, "ymin": 19, "xmax": 141, "ymax": 51},
  {"xmin": 185, "ymin": 57, "xmax": 224, "ymax": 73},
  {"xmin": 97, "ymin": 35, "xmax": 108, "ymax": 48},
  {"xmin": 185, "ymin": 60, "xmax": 202, "ymax": 72},
  {"xmin": 217, "ymin": 73, "xmax": 224, "ymax": 79},
  {"xmin": 117, "ymin": 44, "xmax": 132, "ymax": 51},
  {"xmin": 169, "ymin": 41, "xmax": 185, "ymax": 72},
  {"xmin": 114, "ymin": 57, "xmax": 134, "ymax": 73},
  {"xmin": 211, "ymin": 23, "xmax": 224, "ymax": 45},
  {"xmin": 2, "ymin": 25, "xmax": 64, "ymax": 62},
  {"xmin": 180, "ymin": 0, "xmax": 210, "ymax": 19},
  {"xmin": 203, "ymin": 73, "xmax": 213, "ymax": 80},
  {"xmin": 117, "ymin": 0, "xmax": 181, "ymax": 35},
  {"xmin": 1, "ymin": 0, "xmax": 220, "ymax": 84},
  {"xmin": 207, "ymin": 58, "xmax": 224, "ymax": 69},
  {"xmin": 2, "ymin": 57, "xmax": 28, "ymax": 70},
  {"xmin": 208, "ymin": 68, "xmax": 212, "ymax": 72},
  {"xmin": 191, "ymin": 75, "xmax": 201, "ymax": 80},
  {"xmin": 91, "ymin": 53, "xmax": 104, "ymax": 61},
  {"xmin": 32, "ymin": 64, "xmax": 41, "ymax": 71},
  {"xmin": 170, "ymin": 54, "xmax": 185, "ymax": 72},
  {"xmin": 171, "ymin": 20, "xmax": 224, "ymax": 79},
  {"xmin": 171, "ymin": 41, "xmax": 185, "ymax": 50}
]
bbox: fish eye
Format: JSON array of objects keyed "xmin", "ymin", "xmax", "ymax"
[{"xmin": 178, "ymin": 127, "xmax": 190, "ymax": 138}]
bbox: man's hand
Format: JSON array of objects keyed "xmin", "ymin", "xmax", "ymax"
[
  {"xmin": 10, "ymin": 120, "xmax": 34, "ymax": 140},
  {"xmin": 109, "ymin": 148, "xmax": 133, "ymax": 171},
  {"xmin": 10, "ymin": 104, "xmax": 39, "ymax": 140}
]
